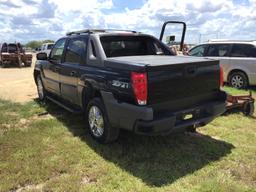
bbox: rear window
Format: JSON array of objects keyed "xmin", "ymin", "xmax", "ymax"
[
  {"xmin": 8, "ymin": 44, "xmax": 17, "ymax": 53},
  {"xmin": 100, "ymin": 35, "xmax": 170, "ymax": 57},
  {"xmin": 230, "ymin": 44, "xmax": 256, "ymax": 57}
]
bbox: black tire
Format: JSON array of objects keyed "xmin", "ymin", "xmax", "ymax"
[
  {"xmin": 36, "ymin": 75, "xmax": 46, "ymax": 101},
  {"xmin": 186, "ymin": 125, "xmax": 197, "ymax": 133},
  {"xmin": 1, "ymin": 62, "xmax": 6, "ymax": 68},
  {"xmin": 243, "ymin": 102, "xmax": 254, "ymax": 116},
  {"xmin": 86, "ymin": 98, "xmax": 119, "ymax": 144},
  {"xmin": 228, "ymin": 71, "xmax": 248, "ymax": 89}
]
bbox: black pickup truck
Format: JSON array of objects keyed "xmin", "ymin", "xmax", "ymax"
[{"xmin": 34, "ymin": 29, "xmax": 226, "ymax": 143}]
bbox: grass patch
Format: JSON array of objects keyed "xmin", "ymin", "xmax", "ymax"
[{"xmin": 0, "ymin": 90, "xmax": 256, "ymax": 191}]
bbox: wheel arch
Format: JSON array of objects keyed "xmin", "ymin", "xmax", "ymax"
[{"xmin": 81, "ymin": 82, "xmax": 102, "ymax": 111}]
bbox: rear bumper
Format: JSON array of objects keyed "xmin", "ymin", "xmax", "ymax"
[
  {"xmin": 134, "ymin": 102, "xmax": 225, "ymax": 135},
  {"xmin": 101, "ymin": 91, "xmax": 226, "ymax": 135}
]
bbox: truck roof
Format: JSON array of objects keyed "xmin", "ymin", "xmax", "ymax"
[{"xmin": 66, "ymin": 29, "xmax": 140, "ymax": 36}]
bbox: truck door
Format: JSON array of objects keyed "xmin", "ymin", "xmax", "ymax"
[
  {"xmin": 59, "ymin": 36, "xmax": 88, "ymax": 105},
  {"xmin": 43, "ymin": 38, "xmax": 66, "ymax": 96}
]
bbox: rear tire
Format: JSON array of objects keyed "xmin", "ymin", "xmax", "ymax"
[
  {"xmin": 186, "ymin": 126, "xmax": 197, "ymax": 133},
  {"xmin": 228, "ymin": 71, "xmax": 248, "ymax": 89},
  {"xmin": 86, "ymin": 98, "xmax": 119, "ymax": 144}
]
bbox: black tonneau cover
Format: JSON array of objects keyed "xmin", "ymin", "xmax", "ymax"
[{"xmin": 107, "ymin": 55, "xmax": 217, "ymax": 67}]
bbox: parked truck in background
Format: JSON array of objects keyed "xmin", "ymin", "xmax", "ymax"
[
  {"xmin": 40, "ymin": 43, "xmax": 54, "ymax": 57},
  {"xmin": 0, "ymin": 43, "xmax": 32, "ymax": 67}
]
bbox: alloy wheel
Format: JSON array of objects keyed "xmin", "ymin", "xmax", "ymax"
[{"xmin": 88, "ymin": 106, "xmax": 104, "ymax": 137}]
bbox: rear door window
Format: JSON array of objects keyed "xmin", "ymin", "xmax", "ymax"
[
  {"xmin": 230, "ymin": 44, "xmax": 256, "ymax": 57},
  {"xmin": 64, "ymin": 37, "xmax": 88, "ymax": 64},
  {"xmin": 205, "ymin": 44, "xmax": 230, "ymax": 57},
  {"xmin": 189, "ymin": 45, "xmax": 207, "ymax": 56}
]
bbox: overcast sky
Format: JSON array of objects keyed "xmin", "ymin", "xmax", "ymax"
[{"xmin": 0, "ymin": 0, "xmax": 255, "ymax": 44}]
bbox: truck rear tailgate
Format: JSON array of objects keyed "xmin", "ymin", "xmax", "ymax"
[{"xmin": 146, "ymin": 58, "xmax": 224, "ymax": 112}]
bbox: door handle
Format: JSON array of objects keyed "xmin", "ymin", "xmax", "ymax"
[{"xmin": 70, "ymin": 71, "xmax": 77, "ymax": 76}]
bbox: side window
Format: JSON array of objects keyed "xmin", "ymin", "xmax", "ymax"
[
  {"xmin": 206, "ymin": 44, "xmax": 230, "ymax": 57},
  {"xmin": 50, "ymin": 39, "xmax": 66, "ymax": 61},
  {"xmin": 230, "ymin": 44, "xmax": 256, "ymax": 57},
  {"xmin": 189, "ymin": 45, "xmax": 207, "ymax": 56},
  {"xmin": 64, "ymin": 37, "xmax": 87, "ymax": 64}
]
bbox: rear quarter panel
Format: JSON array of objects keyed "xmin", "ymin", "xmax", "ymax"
[{"xmin": 223, "ymin": 57, "xmax": 256, "ymax": 85}]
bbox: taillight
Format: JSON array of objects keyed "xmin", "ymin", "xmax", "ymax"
[
  {"xmin": 131, "ymin": 72, "xmax": 148, "ymax": 105},
  {"xmin": 220, "ymin": 65, "xmax": 224, "ymax": 87}
]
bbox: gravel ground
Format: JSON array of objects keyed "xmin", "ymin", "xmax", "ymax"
[{"xmin": 0, "ymin": 53, "xmax": 37, "ymax": 102}]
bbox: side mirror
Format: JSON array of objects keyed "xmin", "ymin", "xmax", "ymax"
[{"xmin": 36, "ymin": 52, "xmax": 47, "ymax": 60}]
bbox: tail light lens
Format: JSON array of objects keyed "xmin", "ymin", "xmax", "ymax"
[
  {"xmin": 220, "ymin": 65, "xmax": 224, "ymax": 87},
  {"xmin": 131, "ymin": 72, "xmax": 148, "ymax": 105}
]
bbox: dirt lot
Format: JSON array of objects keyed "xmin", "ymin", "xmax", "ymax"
[{"xmin": 0, "ymin": 53, "xmax": 37, "ymax": 102}]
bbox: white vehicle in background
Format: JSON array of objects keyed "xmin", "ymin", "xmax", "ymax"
[
  {"xmin": 40, "ymin": 43, "xmax": 54, "ymax": 57},
  {"xmin": 188, "ymin": 40, "xmax": 256, "ymax": 89}
]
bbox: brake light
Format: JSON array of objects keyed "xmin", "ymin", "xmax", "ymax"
[
  {"xmin": 220, "ymin": 65, "xmax": 224, "ymax": 87},
  {"xmin": 131, "ymin": 72, "xmax": 148, "ymax": 105}
]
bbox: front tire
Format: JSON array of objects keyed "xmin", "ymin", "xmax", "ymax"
[
  {"xmin": 228, "ymin": 71, "xmax": 248, "ymax": 89},
  {"xmin": 86, "ymin": 98, "xmax": 119, "ymax": 144},
  {"xmin": 36, "ymin": 75, "xmax": 46, "ymax": 101}
]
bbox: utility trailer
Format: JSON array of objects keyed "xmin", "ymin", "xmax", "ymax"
[{"xmin": 226, "ymin": 92, "xmax": 254, "ymax": 116}]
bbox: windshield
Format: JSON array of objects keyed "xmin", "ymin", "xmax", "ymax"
[
  {"xmin": 47, "ymin": 44, "xmax": 54, "ymax": 50},
  {"xmin": 100, "ymin": 35, "xmax": 171, "ymax": 57}
]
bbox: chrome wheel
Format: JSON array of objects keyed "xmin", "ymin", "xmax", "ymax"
[
  {"xmin": 88, "ymin": 106, "xmax": 104, "ymax": 137},
  {"xmin": 37, "ymin": 76, "xmax": 44, "ymax": 100},
  {"xmin": 231, "ymin": 75, "xmax": 244, "ymax": 89}
]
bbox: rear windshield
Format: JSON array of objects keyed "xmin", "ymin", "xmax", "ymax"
[
  {"xmin": 100, "ymin": 35, "xmax": 171, "ymax": 57},
  {"xmin": 8, "ymin": 44, "xmax": 17, "ymax": 53}
]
